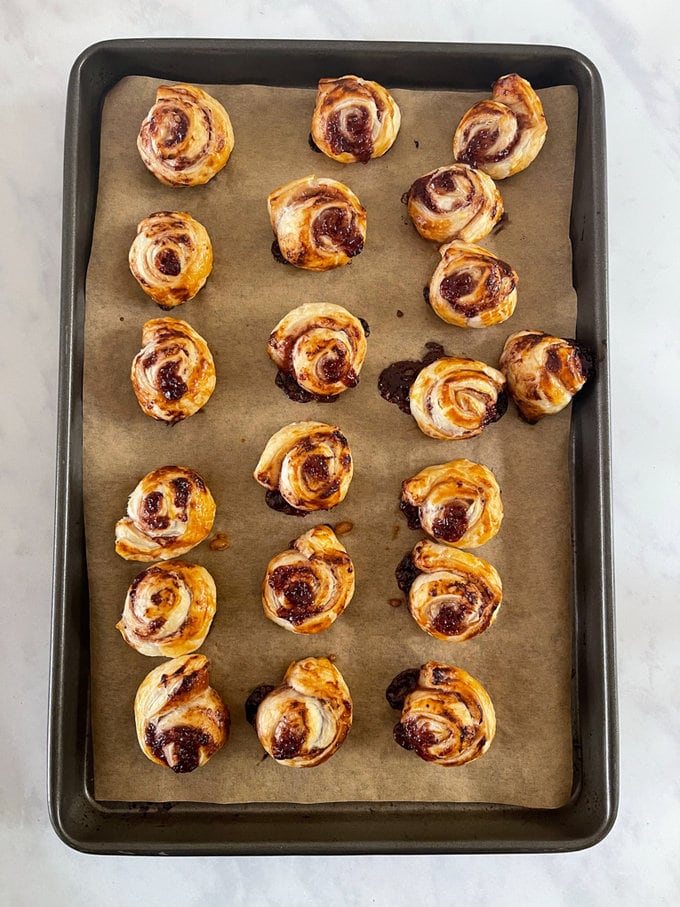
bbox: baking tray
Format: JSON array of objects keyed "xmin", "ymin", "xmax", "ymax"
[{"xmin": 50, "ymin": 38, "xmax": 617, "ymax": 854}]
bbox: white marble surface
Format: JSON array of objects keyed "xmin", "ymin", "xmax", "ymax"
[{"xmin": 1, "ymin": 0, "xmax": 678, "ymax": 903}]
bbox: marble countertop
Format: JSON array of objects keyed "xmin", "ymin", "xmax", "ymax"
[{"xmin": 2, "ymin": 0, "xmax": 678, "ymax": 903}]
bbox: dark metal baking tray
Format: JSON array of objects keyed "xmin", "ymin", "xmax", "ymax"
[{"xmin": 50, "ymin": 38, "xmax": 617, "ymax": 855}]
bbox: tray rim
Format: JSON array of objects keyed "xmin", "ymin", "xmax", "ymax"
[{"xmin": 50, "ymin": 37, "xmax": 618, "ymax": 855}]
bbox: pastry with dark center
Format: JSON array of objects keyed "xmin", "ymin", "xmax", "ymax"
[
  {"xmin": 134, "ymin": 653, "xmax": 229, "ymax": 773},
  {"xmin": 310, "ymin": 75, "xmax": 401, "ymax": 163}
]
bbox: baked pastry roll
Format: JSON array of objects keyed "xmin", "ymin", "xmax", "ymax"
[
  {"xmin": 428, "ymin": 241, "xmax": 518, "ymax": 328},
  {"xmin": 267, "ymin": 302, "xmax": 368, "ymax": 399},
  {"xmin": 410, "ymin": 357, "xmax": 507, "ymax": 440},
  {"xmin": 254, "ymin": 421, "xmax": 353, "ymax": 513},
  {"xmin": 129, "ymin": 212, "xmax": 213, "ymax": 309},
  {"xmin": 249, "ymin": 656, "xmax": 352, "ymax": 766},
  {"xmin": 387, "ymin": 661, "xmax": 496, "ymax": 766},
  {"xmin": 406, "ymin": 163, "xmax": 503, "ymax": 244},
  {"xmin": 117, "ymin": 561, "xmax": 217, "ymax": 657},
  {"xmin": 131, "ymin": 318, "xmax": 216, "ymax": 423},
  {"xmin": 401, "ymin": 458, "xmax": 502, "ymax": 548},
  {"xmin": 137, "ymin": 84, "xmax": 234, "ymax": 186},
  {"xmin": 310, "ymin": 75, "xmax": 401, "ymax": 163},
  {"xmin": 453, "ymin": 74, "xmax": 547, "ymax": 180},
  {"xmin": 263, "ymin": 525, "xmax": 354, "ymax": 633},
  {"xmin": 115, "ymin": 466, "xmax": 216, "ymax": 562},
  {"xmin": 499, "ymin": 330, "xmax": 593, "ymax": 423},
  {"xmin": 134, "ymin": 654, "xmax": 229, "ymax": 773},
  {"xmin": 267, "ymin": 176, "xmax": 366, "ymax": 270},
  {"xmin": 406, "ymin": 540, "xmax": 502, "ymax": 641}
]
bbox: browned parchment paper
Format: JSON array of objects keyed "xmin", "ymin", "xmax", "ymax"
[{"xmin": 84, "ymin": 76, "xmax": 578, "ymax": 806}]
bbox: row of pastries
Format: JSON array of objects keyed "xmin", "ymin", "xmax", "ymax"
[{"xmin": 111, "ymin": 72, "xmax": 591, "ymax": 776}]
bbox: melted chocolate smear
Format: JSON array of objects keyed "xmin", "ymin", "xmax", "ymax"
[
  {"xmin": 386, "ymin": 667, "xmax": 420, "ymax": 710},
  {"xmin": 308, "ymin": 132, "xmax": 322, "ymax": 153},
  {"xmin": 378, "ymin": 341, "xmax": 446, "ymax": 414},
  {"xmin": 245, "ymin": 684, "xmax": 276, "ymax": 727},
  {"xmin": 144, "ymin": 724, "xmax": 211, "ymax": 774},
  {"xmin": 395, "ymin": 551, "xmax": 420, "ymax": 593},
  {"xmin": 265, "ymin": 489, "xmax": 307, "ymax": 517},
  {"xmin": 275, "ymin": 370, "xmax": 339, "ymax": 404},
  {"xmin": 271, "ymin": 239, "xmax": 290, "ymax": 265},
  {"xmin": 359, "ymin": 317, "xmax": 371, "ymax": 338},
  {"xmin": 399, "ymin": 499, "xmax": 422, "ymax": 531},
  {"xmin": 157, "ymin": 361, "xmax": 188, "ymax": 401}
]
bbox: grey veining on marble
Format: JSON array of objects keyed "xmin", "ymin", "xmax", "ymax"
[{"xmin": 1, "ymin": 0, "xmax": 679, "ymax": 904}]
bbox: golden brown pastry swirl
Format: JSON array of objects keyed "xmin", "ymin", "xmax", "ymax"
[
  {"xmin": 428, "ymin": 240, "xmax": 518, "ymax": 328},
  {"xmin": 115, "ymin": 466, "xmax": 216, "ymax": 562},
  {"xmin": 251, "ymin": 657, "xmax": 352, "ymax": 766},
  {"xmin": 117, "ymin": 561, "xmax": 217, "ymax": 657},
  {"xmin": 401, "ymin": 459, "xmax": 503, "ymax": 548},
  {"xmin": 406, "ymin": 163, "xmax": 503, "ymax": 244},
  {"xmin": 254, "ymin": 421, "xmax": 353, "ymax": 513},
  {"xmin": 453, "ymin": 74, "xmax": 548, "ymax": 180},
  {"xmin": 267, "ymin": 176, "xmax": 366, "ymax": 270},
  {"xmin": 128, "ymin": 212, "xmax": 213, "ymax": 309},
  {"xmin": 134, "ymin": 654, "xmax": 229, "ymax": 773},
  {"xmin": 310, "ymin": 75, "xmax": 401, "ymax": 163},
  {"xmin": 406, "ymin": 540, "xmax": 502, "ymax": 641},
  {"xmin": 410, "ymin": 357, "xmax": 507, "ymax": 440},
  {"xmin": 499, "ymin": 330, "xmax": 593, "ymax": 423},
  {"xmin": 263, "ymin": 525, "xmax": 355, "ymax": 634},
  {"xmin": 267, "ymin": 302, "xmax": 368, "ymax": 398},
  {"xmin": 137, "ymin": 84, "xmax": 234, "ymax": 186},
  {"xmin": 388, "ymin": 661, "xmax": 496, "ymax": 766},
  {"xmin": 131, "ymin": 318, "xmax": 216, "ymax": 423}
]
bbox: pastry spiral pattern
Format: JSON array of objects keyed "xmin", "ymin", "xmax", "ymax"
[
  {"xmin": 267, "ymin": 302, "xmax": 368, "ymax": 398},
  {"xmin": 406, "ymin": 540, "xmax": 502, "ymax": 641},
  {"xmin": 410, "ymin": 357, "xmax": 507, "ymax": 440},
  {"xmin": 117, "ymin": 561, "xmax": 217, "ymax": 657},
  {"xmin": 267, "ymin": 176, "xmax": 367, "ymax": 270},
  {"xmin": 115, "ymin": 466, "xmax": 216, "ymax": 562},
  {"xmin": 310, "ymin": 75, "xmax": 401, "ymax": 163},
  {"xmin": 388, "ymin": 662, "xmax": 496, "ymax": 766},
  {"xmin": 131, "ymin": 318, "xmax": 216, "ymax": 423},
  {"xmin": 251, "ymin": 657, "xmax": 352, "ymax": 766},
  {"xmin": 128, "ymin": 212, "xmax": 213, "ymax": 309},
  {"xmin": 453, "ymin": 73, "xmax": 548, "ymax": 180},
  {"xmin": 428, "ymin": 241, "xmax": 518, "ymax": 328},
  {"xmin": 137, "ymin": 84, "xmax": 234, "ymax": 186},
  {"xmin": 406, "ymin": 163, "xmax": 503, "ymax": 244},
  {"xmin": 401, "ymin": 459, "xmax": 503, "ymax": 548},
  {"xmin": 254, "ymin": 421, "xmax": 353, "ymax": 513},
  {"xmin": 263, "ymin": 525, "xmax": 355, "ymax": 634},
  {"xmin": 499, "ymin": 330, "xmax": 593, "ymax": 423},
  {"xmin": 134, "ymin": 654, "xmax": 229, "ymax": 773}
]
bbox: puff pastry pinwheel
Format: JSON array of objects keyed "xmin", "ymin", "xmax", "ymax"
[
  {"xmin": 410, "ymin": 357, "xmax": 507, "ymax": 440},
  {"xmin": 115, "ymin": 466, "xmax": 216, "ymax": 562},
  {"xmin": 387, "ymin": 661, "xmax": 496, "ymax": 766},
  {"xmin": 401, "ymin": 458, "xmax": 503, "ymax": 548},
  {"xmin": 137, "ymin": 84, "xmax": 234, "ymax": 186},
  {"xmin": 267, "ymin": 176, "xmax": 367, "ymax": 271},
  {"xmin": 254, "ymin": 421, "xmax": 353, "ymax": 514},
  {"xmin": 406, "ymin": 163, "xmax": 503, "ymax": 244},
  {"xmin": 453, "ymin": 74, "xmax": 548, "ymax": 180},
  {"xmin": 117, "ymin": 561, "xmax": 217, "ymax": 657},
  {"xmin": 129, "ymin": 212, "xmax": 213, "ymax": 309},
  {"xmin": 249, "ymin": 656, "xmax": 352, "ymax": 766},
  {"xmin": 499, "ymin": 330, "xmax": 593, "ymax": 423},
  {"xmin": 267, "ymin": 302, "xmax": 368, "ymax": 400},
  {"xmin": 262, "ymin": 525, "xmax": 355, "ymax": 634},
  {"xmin": 131, "ymin": 318, "xmax": 216, "ymax": 423},
  {"xmin": 310, "ymin": 75, "xmax": 401, "ymax": 163},
  {"xmin": 428, "ymin": 241, "xmax": 518, "ymax": 328},
  {"xmin": 134, "ymin": 653, "xmax": 229, "ymax": 773},
  {"xmin": 404, "ymin": 540, "xmax": 502, "ymax": 641}
]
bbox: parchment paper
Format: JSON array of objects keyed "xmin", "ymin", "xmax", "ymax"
[{"xmin": 84, "ymin": 76, "xmax": 578, "ymax": 806}]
